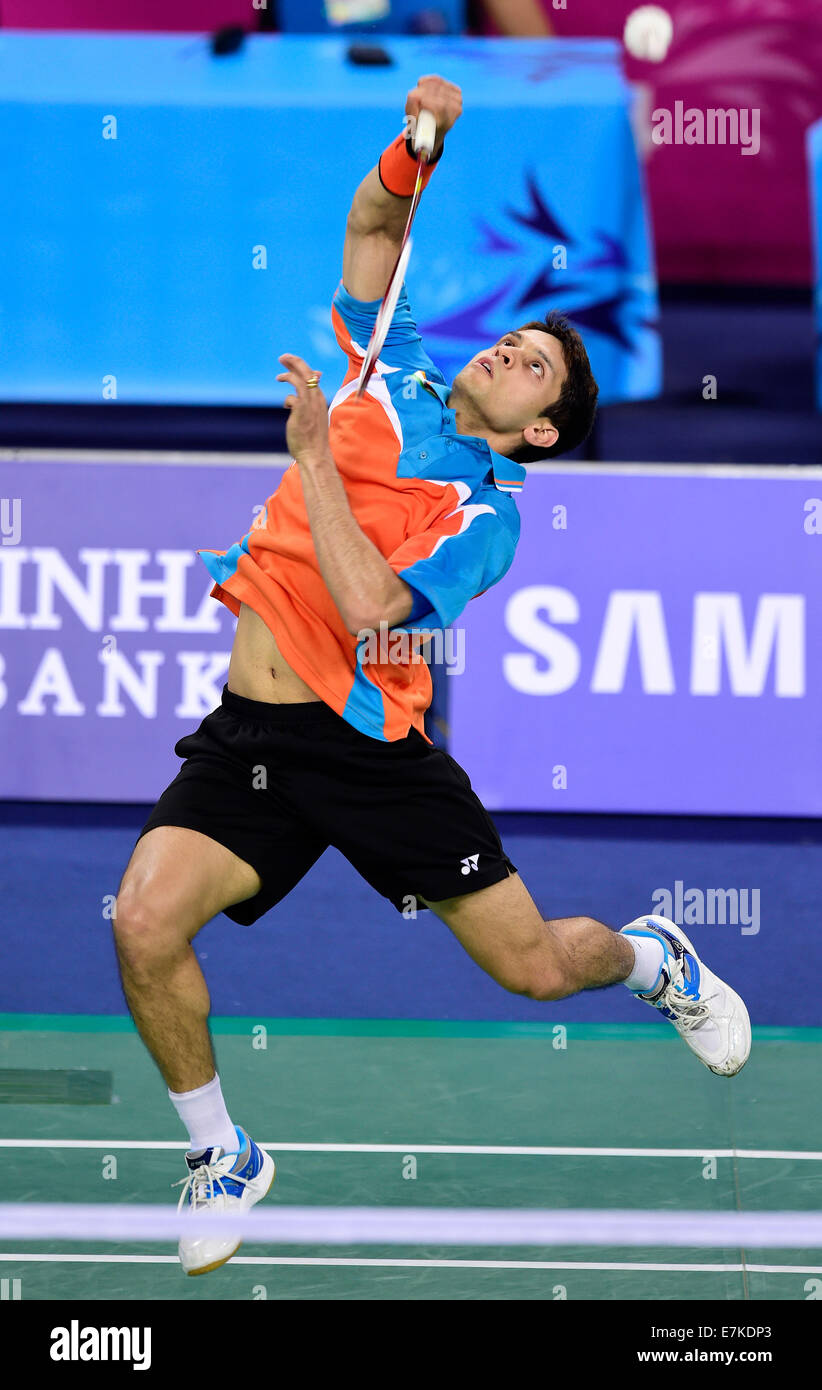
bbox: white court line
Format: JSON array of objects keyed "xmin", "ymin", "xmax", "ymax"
[
  {"xmin": 2, "ymin": 1204, "xmax": 821, "ymax": 1248},
  {"xmin": 1, "ymin": 1140, "xmax": 821, "ymax": 1160},
  {"xmin": 1, "ymin": 1253, "xmax": 819, "ymax": 1274}
]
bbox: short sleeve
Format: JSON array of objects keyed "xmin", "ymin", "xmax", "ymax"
[
  {"xmin": 331, "ymin": 279, "xmax": 445, "ymax": 380},
  {"xmin": 388, "ymin": 502, "xmax": 518, "ymax": 632}
]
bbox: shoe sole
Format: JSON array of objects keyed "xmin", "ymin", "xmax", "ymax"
[
  {"xmin": 625, "ymin": 917, "xmax": 752, "ymax": 1078},
  {"xmin": 185, "ymin": 1151, "xmax": 277, "ymax": 1276}
]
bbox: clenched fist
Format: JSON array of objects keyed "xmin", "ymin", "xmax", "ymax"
[{"xmin": 404, "ymin": 75, "xmax": 463, "ymax": 158}]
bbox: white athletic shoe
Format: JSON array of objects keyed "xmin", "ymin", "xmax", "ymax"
[
  {"xmin": 621, "ymin": 915, "xmax": 751, "ymax": 1076},
  {"xmin": 175, "ymin": 1126, "xmax": 276, "ymax": 1275}
]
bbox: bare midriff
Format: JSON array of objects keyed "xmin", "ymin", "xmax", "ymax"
[{"xmin": 227, "ymin": 602, "xmax": 322, "ymax": 704}]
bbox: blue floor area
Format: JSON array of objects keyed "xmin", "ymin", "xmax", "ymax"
[{"xmin": 2, "ymin": 803, "xmax": 818, "ymax": 1026}]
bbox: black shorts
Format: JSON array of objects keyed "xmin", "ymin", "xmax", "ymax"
[{"xmin": 138, "ymin": 687, "xmax": 516, "ymax": 925}]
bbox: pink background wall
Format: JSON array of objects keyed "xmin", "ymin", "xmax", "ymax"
[
  {"xmin": 488, "ymin": 0, "xmax": 822, "ymax": 285},
  {"xmin": 2, "ymin": 0, "xmax": 252, "ymax": 29}
]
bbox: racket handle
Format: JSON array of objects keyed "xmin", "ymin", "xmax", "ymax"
[{"xmin": 413, "ymin": 108, "xmax": 437, "ymax": 161}]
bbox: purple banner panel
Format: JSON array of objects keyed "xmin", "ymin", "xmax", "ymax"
[
  {"xmin": 450, "ymin": 467, "xmax": 822, "ymax": 817},
  {"xmin": 0, "ymin": 456, "xmax": 284, "ymax": 803}
]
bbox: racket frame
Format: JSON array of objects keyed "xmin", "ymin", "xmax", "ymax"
[{"xmin": 355, "ymin": 108, "xmax": 436, "ymax": 399}]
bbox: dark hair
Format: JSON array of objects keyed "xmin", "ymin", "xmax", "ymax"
[{"xmin": 506, "ymin": 312, "xmax": 599, "ymax": 461}]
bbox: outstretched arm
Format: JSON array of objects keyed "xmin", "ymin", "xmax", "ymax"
[
  {"xmin": 342, "ymin": 74, "xmax": 463, "ymax": 302},
  {"xmin": 273, "ymin": 80, "xmax": 463, "ymax": 633}
]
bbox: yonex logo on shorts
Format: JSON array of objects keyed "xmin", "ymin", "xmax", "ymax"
[{"xmin": 460, "ymin": 854, "xmax": 480, "ymax": 875}]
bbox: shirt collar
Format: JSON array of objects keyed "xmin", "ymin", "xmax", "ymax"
[
  {"xmin": 487, "ymin": 448, "xmax": 527, "ymax": 495},
  {"xmin": 420, "ymin": 375, "xmax": 527, "ymax": 495}
]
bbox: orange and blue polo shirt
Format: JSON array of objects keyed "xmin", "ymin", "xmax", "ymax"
[{"xmin": 198, "ymin": 279, "xmax": 525, "ymax": 742}]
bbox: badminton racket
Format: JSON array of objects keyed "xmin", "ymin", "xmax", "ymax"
[{"xmin": 355, "ymin": 108, "xmax": 437, "ymax": 398}]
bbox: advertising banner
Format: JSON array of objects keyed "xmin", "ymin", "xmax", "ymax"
[
  {"xmin": 0, "ymin": 455, "xmax": 281, "ymax": 802},
  {"xmin": 449, "ymin": 465, "xmax": 822, "ymax": 816},
  {"xmin": 2, "ymin": 459, "xmax": 819, "ymax": 814}
]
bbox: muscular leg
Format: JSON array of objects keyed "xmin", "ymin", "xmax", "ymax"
[
  {"xmin": 423, "ymin": 873, "xmax": 634, "ymax": 1000},
  {"xmin": 113, "ymin": 827, "xmax": 262, "ymax": 1092}
]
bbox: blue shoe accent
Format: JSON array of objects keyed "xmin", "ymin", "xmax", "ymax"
[
  {"xmin": 647, "ymin": 926, "xmax": 701, "ymax": 999},
  {"xmin": 626, "ymin": 920, "xmax": 702, "ymax": 1003},
  {"xmin": 183, "ymin": 1128, "xmax": 266, "ymax": 1205},
  {"xmin": 680, "ymin": 954, "xmax": 701, "ymax": 999}
]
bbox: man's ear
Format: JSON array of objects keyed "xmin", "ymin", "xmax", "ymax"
[{"xmin": 523, "ymin": 417, "xmax": 558, "ymax": 452}]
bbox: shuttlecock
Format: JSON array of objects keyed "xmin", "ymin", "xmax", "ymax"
[{"xmin": 623, "ymin": 5, "xmax": 673, "ymax": 62}]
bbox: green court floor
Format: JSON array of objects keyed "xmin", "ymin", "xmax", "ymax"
[{"xmin": 0, "ymin": 1017, "xmax": 820, "ymax": 1301}]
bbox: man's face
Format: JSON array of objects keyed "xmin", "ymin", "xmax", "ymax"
[{"xmin": 452, "ymin": 328, "xmax": 568, "ymax": 450}]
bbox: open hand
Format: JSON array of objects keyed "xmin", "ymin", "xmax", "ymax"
[{"xmin": 277, "ymin": 354, "xmax": 330, "ymax": 463}]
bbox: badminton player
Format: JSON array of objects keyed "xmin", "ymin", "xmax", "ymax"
[{"xmin": 113, "ymin": 74, "xmax": 751, "ymax": 1275}]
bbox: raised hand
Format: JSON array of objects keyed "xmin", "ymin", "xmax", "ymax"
[
  {"xmin": 276, "ymin": 354, "xmax": 330, "ymax": 464},
  {"xmin": 404, "ymin": 75, "xmax": 463, "ymax": 158}
]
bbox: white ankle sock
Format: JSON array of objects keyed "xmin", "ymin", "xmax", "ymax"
[
  {"xmin": 168, "ymin": 1074, "xmax": 238, "ymax": 1155},
  {"xmin": 623, "ymin": 930, "xmax": 667, "ymax": 993}
]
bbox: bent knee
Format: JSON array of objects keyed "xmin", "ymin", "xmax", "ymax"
[
  {"xmin": 497, "ymin": 956, "xmax": 570, "ymax": 1002},
  {"xmin": 521, "ymin": 973, "xmax": 570, "ymax": 1002},
  {"xmin": 112, "ymin": 884, "xmax": 191, "ymax": 966}
]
